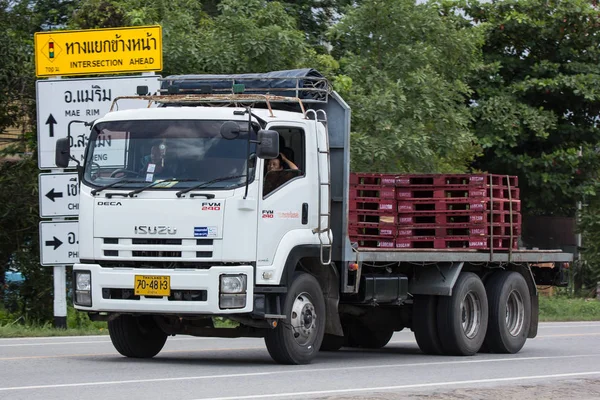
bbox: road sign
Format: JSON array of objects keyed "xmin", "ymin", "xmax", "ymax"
[
  {"xmin": 39, "ymin": 221, "xmax": 80, "ymax": 266},
  {"xmin": 34, "ymin": 25, "xmax": 162, "ymax": 77},
  {"xmin": 39, "ymin": 173, "xmax": 80, "ymax": 217},
  {"xmin": 36, "ymin": 75, "xmax": 161, "ymax": 169}
]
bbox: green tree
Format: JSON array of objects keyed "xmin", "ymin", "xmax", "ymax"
[
  {"xmin": 456, "ymin": 0, "xmax": 600, "ymax": 215},
  {"xmin": 71, "ymin": 0, "xmax": 316, "ymax": 75},
  {"xmin": 330, "ymin": 0, "xmax": 482, "ymax": 173}
]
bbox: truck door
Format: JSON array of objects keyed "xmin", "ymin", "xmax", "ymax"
[{"xmin": 256, "ymin": 124, "xmax": 317, "ymax": 284}]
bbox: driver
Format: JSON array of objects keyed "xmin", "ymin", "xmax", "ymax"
[
  {"xmin": 141, "ymin": 145, "xmax": 173, "ymax": 180},
  {"xmin": 263, "ymin": 153, "xmax": 299, "ymax": 195}
]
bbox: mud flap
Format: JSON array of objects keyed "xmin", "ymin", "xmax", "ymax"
[{"xmin": 528, "ymin": 293, "xmax": 539, "ymax": 338}]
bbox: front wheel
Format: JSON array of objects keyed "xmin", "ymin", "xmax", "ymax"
[
  {"xmin": 108, "ymin": 315, "xmax": 167, "ymax": 358},
  {"xmin": 265, "ymin": 273, "xmax": 326, "ymax": 364}
]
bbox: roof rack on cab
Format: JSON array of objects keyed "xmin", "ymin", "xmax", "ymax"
[{"xmin": 109, "ymin": 68, "xmax": 331, "ymax": 116}]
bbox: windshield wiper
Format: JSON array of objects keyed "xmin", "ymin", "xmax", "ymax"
[
  {"xmin": 175, "ymin": 175, "xmax": 246, "ymax": 198},
  {"xmin": 90, "ymin": 179, "xmax": 144, "ymax": 196},
  {"xmin": 126, "ymin": 178, "xmax": 201, "ymax": 197}
]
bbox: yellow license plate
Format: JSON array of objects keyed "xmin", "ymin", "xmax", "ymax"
[{"xmin": 134, "ymin": 275, "xmax": 171, "ymax": 296}]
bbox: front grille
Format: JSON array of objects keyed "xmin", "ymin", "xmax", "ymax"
[
  {"xmin": 132, "ymin": 251, "xmax": 182, "ymax": 258},
  {"xmin": 100, "ymin": 237, "xmax": 214, "ymax": 261},
  {"xmin": 102, "ymin": 287, "xmax": 207, "ymax": 301},
  {"xmin": 132, "ymin": 239, "xmax": 182, "ymax": 245}
]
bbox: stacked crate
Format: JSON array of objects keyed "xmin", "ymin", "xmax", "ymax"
[{"xmin": 349, "ymin": 173, "xmax": 521, "ymax": 250}]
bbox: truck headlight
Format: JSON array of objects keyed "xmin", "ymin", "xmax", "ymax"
[
  {"xmin": 219, "ymin": 274, "xmax": 247, "ymax": 309},
  {"xmin": 220, "ymin": 274, "xmax": 247, "ymax": 294},
  {"xmin": 74, "ymin": 271, "xmax": 92, "ymax": 307}
]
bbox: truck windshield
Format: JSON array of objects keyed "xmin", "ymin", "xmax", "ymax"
[{"xmin": 83, "ymin": 119, "xmax": 257, "ymax": 190}]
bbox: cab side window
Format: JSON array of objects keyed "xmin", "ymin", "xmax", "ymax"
[{"xmin": 263, "ymin": 127, "xmax": 305, "ymax": 197}]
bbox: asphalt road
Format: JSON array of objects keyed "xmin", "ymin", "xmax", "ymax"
[{"xmin": 1, "ymin": 322, "xmax": 600, "ymax": 400}]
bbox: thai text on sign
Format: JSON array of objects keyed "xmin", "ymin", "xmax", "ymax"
[{"xmin": 34, "ymin": 25, "xmax": 162, "ymax": 77}]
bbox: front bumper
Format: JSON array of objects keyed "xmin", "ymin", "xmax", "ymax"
[{"xmin": 74, "ymin": 263, "xmax": 254, "ymax": 314}]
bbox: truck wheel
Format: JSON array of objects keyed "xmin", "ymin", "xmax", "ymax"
[
  {"xmin": 320, "ymin": 334, "xmax": 345, "ymax": 351},
  {"xmin": 483, "ymin": 271, "xmax": 531, "ymax": 354},
  {"xmin": 264, "ymin": 273, "xmax": 325, "ymax": 364},
  {"xmin": 437, "ymin": 272, "xmax": 488, "ymax": 356},
  {"xmin": 108, "ymin": 315, "xmax": 167, "ymax": 358},
  {"xmin": 413, "ymin": 295, "xmax": 443, "ymax": 355},
  {"xmin": 346, "ymin": 323, "xmax": 394, "ymax": 349}
]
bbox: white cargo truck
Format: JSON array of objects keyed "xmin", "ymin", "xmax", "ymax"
[{"xmin": 56, "ymin": 69, "xmax": 572, "ymax": 364}]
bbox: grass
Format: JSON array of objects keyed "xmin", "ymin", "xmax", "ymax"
[
  {"xmin": 0, "ymin": 306, "xmax": 108, "ymax": 338},
  {"xmin": 0, "ymin": 296, "xmax": 598, "ymax": 338},
  {"xmin": 539, "ymin": 295, "xmax": 600, "ymax": 322}
]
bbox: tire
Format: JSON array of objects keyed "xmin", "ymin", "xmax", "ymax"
[
  {"xmin": 483, "ymin": 271, "xmax": 531, "ymax": 354},
  {"xmin": 412, "ymin": 295, "xmax": 443, "ymax": 355},
  {"xmin": 108, "ymin": 315, "xmax": 168, "ymax": 358},
  {"xmin": 346, "ymin": 323, "xmax": 394, "ymax": 349},
  {"xmin": 264, "ymin": 273, "xmax": 326, "ymax": 364},
  {"xmin": 437, "ymin": 272, "xmax": 488, "ymax": 356},
  {"xmin": 320, "ymin": 334, "xmax": 345, "ymax": 351}
]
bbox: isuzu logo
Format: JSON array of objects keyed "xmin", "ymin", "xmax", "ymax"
[{"xmin": 134, "ymin": 226, "xmax": 177, "ymax": 235}]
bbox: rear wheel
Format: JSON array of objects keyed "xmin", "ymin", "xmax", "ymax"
[
  {"xmin": 437, "ymin": 272, "xmax": 488, "ymax": 356},
  {"xmin": 483, "ymin": 271, "xmax": 531, "ymax": 353},
  {"xmin": 413, "ymin": 295, "xmax": 443, "ymax": 355},
  {"xmin": 265, "ymin": 273, "xmax": 325, "ymax": 364},
  {"xmin": 108, "ymin": 315, "xmax": 167, "ymax": 358}
]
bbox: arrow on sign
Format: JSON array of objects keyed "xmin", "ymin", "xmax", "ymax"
[
  {"xmin": 45, "ymin": 236, "xmax": 63, "ymax": 250},
  {"xmin": 45, "ymin": 114, "xmax": 57, "ymax": 138},
  {"xmin": 45, "ymin": 188, "xmax": 64, "ymax": 202}
]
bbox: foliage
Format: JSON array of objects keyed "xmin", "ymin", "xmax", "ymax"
[
  {"xmin": 539, "ymin": 295, "xmax": 600, "ymax": 321},
  {"xmin": 454, "ymin": 0, "xmax": 600, "ymax": 215},
  {"xmin": 330, "ymin": 0, "xmax": 482, "ymax": 173},
  {"xmin": 0, "ymin": 152, "xmax": 54, "ymax": 321},
  {"xmin": 578, "ymin": 197, "xmax": 600, "ymax": 295}
]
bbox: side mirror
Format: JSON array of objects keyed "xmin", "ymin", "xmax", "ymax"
[
  {"xmin": 220, "ymin": 121, "xmax": 240, "ymax": 140},
  {"xmin": 55, "ymin": 138, "xmax": 71, "ymax": 168},
  {"xmin": 256, "ymin": 130, "xmax": 279, "ymax": 159}
]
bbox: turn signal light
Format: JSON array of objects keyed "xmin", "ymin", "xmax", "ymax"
[{"xmin": 348, "ymin": 263, "xmax": 359, "ymax": 271}]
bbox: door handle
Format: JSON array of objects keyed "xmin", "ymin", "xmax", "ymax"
[{"xmin": 302, "ymin": 203, "xmax": 308, "ymax": 225}]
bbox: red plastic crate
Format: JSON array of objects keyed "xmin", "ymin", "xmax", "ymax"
[
  {"xmin": 349, "ymin": 198, "xmax": 396, "ymax": 213},
  {"xmin": 395, "ymin": 187, "xmax": 489, "ymax": 200},
  {"xmin": 397, "ymin": 198, "xmax": 487, "ymax": 212},
  {"xmin": 350, "ymin": 184, "xmax": 396, "ymax": 200},
  {"xmin": 350, "ymin": 173, "xmax": 397, "ymax": 186},
  {"xmin": 394, "ymin": 236, "xmax": 518, "ymax": 250},
  {"xmin": 348, "ymin": 211, "xmax": 396, "ymax": 225},
  {"xmin": 395, "ymin": 223, "xmax": 520, "ymax": 238},
  {"xmin": 397, "ymin": 211, "xmax": 521, "ymax": 226},
  {"xmin": 349, "ymin": 236, "xmax": 396, "ymax": 248},
  {"xmin": 394, "ymin": 174, "xmax": 518, "ymax": 188},
  {"xmin": 348, "ymin": 223, "xmax": 396, "ymax": 237}
]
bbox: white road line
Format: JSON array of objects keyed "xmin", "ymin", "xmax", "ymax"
[
  {"xmin": 196, "ymin": 371, "xmax": 600, "ymax": 400},
  {"xmin": 0, "ymin": 337, "xmax": 235, "ymax": 347},
  {"xmin": 0, "ymin": 353, "xmax": 598, "ymax": 392}
]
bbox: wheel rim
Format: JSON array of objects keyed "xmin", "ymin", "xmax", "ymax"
[
  {"xmin": 290, "ymin": 292, "xmax": 317, "ymax": 346},
  {"xmin": 506, "ymin": 289, "xmax": 525, "ymax": 337},
  {"xmin": 461, "ymin": 291, "xmax": 481, "ymax": 339}
]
